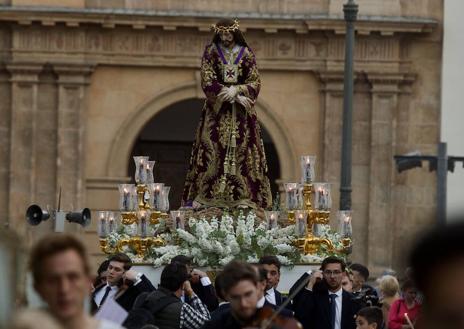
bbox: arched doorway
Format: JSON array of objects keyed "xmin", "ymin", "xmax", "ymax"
[{"xmin": 128, "ymin": 98, "xmax": 281, "ymax": 209}]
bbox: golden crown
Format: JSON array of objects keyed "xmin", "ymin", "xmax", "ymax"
[{"xmin": 211, "ymin": 19, "xmax": 240, "ymax": 34}]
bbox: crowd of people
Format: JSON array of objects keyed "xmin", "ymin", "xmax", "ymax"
[{"xmin": 10, "ymin": 220, "xmax": 464, "ymax": 329}]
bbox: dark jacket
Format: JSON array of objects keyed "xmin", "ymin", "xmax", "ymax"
[
  {"xmin": 91, "ymin": 274, "xmax": 156, "ymax": 313},
  {"xmin": 292, "ymin": 281, "xmax": 360, "ymax": 329},
  {"xmin": 209, "ymin": 299, "xmax": 293, "ymax": 323},
  {"xmin": 146, "ymin": 287, "xmax": 183, "ymax": 329},
  {"xmin": 190, "ymin": 280, "xmax": 219, "ymax": 311}
]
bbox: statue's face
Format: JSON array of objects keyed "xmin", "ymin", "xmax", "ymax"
[{"xmin": 219, "ymin": 31, "xmax": 234, "ymax": 47}]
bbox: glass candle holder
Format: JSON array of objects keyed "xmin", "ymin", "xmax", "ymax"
[
  {"xmin": 313, "ymin": 182, "xmax": 332, "ymax": 211},
  {"xmin": 313, "ymin": 223, "xmax": 323, "ymax": 237},
  {"xmin": 138, "ymin": 210, "xmax": 149, "ymax": 237},
  {"xmin": 133, "ymin": 156, "xmax": 149, "ymax": 185},
  {"xmin": 119, "ymin": 184, "xmax": 136, "ymax": 211},
  {"xmin": 300, "ymin": 155, "xmax": 316, "ymax": 184},
  {"xmin": 148, "ymin": 183, "xmax": 164, "ymax": 211},
  {"xmin": 146, "ymin": 160, "xmax": 156, "ymax": 184},
  {"xmin": 107, "ymin": 211, "xmax": 117, "ymax": 234},
  {"xmin": 97, "ymin": 211, "xmax": 108, "ymax": 238},
  {"xmin": 170, "ymin": 210, "xmax": 186, "ymax": 230},
  {"xmin": 338, "ymin": 210, "xmax": 353, "ymax": 238},
  {"xmin": 284, "ymin": 183, "xmax": 299, "ymax": 210},
  {"xmin": 161, "ymin": 186, "xmax": 171, "ymax": 212},
  {"xmin": 294, "ymin": 210, "xmax": 307, "ymax": 237},
  {"xmin": 264, "ymin": 210, "xmax": 280, "ymax": 230}
]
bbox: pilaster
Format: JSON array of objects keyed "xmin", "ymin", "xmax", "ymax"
[
  {"xmin": 53, "ymin": 64, "xmax": 93, "ymax": 230},
  {"xmin": 6, "ymin": 63, "xmax": 42, "ymax": 234}
]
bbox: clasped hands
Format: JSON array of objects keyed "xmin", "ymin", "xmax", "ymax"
[{"xmin": 218, "ymin": 86, "xmax": 253, "ymax": 111}]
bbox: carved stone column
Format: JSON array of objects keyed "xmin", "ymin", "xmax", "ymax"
[
  {"xmin": 6, "ymin": 64, "xmax": 43, "ymax": 234},
  {"xmin": 53, "ymin": 64, "xmax": 93, "ymax": 230},
  {"xmin": 366, "ymin": 73, "xmax": 404, "ymax": 274}
]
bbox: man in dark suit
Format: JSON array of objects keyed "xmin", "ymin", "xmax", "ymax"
[
  {"xmin": 292, "ymin": 256, "xmax": 360, "ymax": 329},
  {"xmin": 171, "ymin": 255, "xmax": 219, "ymax": 311},
  {"xmin": 202, "ymin": 260, "xmax": 301, "ymax": 329},
  {"xmin": 258, "ymin": 255, "xmax": 287, "ymax": 307},
  {"xmin": 91, "ymin": 253, "xmax": 155, "ymax": 313}
]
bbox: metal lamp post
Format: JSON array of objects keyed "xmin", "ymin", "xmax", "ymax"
[{"xmin": 340, "ymin": 0, "xmax": 358, "ymax": 211}]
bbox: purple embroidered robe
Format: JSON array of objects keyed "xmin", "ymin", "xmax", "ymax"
[{"xmin": 182, "ymin": 43, "xmax": 272, "ymax": 209}]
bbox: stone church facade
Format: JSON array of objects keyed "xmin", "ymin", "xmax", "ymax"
[{"xmin": 0, "ymin": 0, "xmax": 442, "ymax": 274}]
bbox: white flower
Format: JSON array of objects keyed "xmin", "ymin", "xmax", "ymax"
[
  {"xmin": 219, "ymin": 255, "xmax": 235, "ymax": 266},
  {"xmin": 247, "ymin": 255, "xmax": 259, "ymax": 263},
  {"xmin": 177, "ymin": 229, "xmax": 197, "ymax": 244},
  {"xmin": 276, "ymin": 255, "xmax": 290, "ymax": 265},
  {"xmin": 275, "ymin": 244, "xmax": 294, "ymax": 254}
]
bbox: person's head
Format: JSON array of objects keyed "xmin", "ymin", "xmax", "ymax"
[
  {"xmin": 342, "ymin": 270, "xmax": 353, "ymax": 292},
  {"xmin": 160, "ymin": 262, "xmax": 190, "ymax": 294},
  {"xmin": 400, "ymin": 279, "xmax": 417, "ymax": 304},
  {"xmin": 258, "ymin": 255, "xmax": 281, "ymax": 290},
  {"xmin": 252, "ymin": 264, "xmax": 267, "ymax": 299},
  {"xmin": 221, "ymin": 260, "xmax": 259, "ymax": 321},
  {"xmin": 350, "ymin": 263, "xmax": 370, "ymax": 291},
  {"xmin": 211, "ymin": 18, "xmax": 248, "ymax": 48},
  {"xmin": 29, "ymin": 234, "xmax": 91, "ymax": 323},
  {"xmin": 94, "ymin": 259, "xmax": 110, "ymax": 287},
  {"xmin": 321, "ymin": 256, "xmax": 346, "ymax": 291},
  {"xmin": 410, "ymin": 221, "xmax": 464, "ymax": 329},
  {"xmin": 356, "ymin": 307, "xmax": 383, "ymax": 329},
  {"xmin": 107, "ymin": 253, "xmax": 131, "ymax": 286},
  {"xmin": 171, "ymin": 255, "xmax": 193, "ymax": 273},
  {"xmin": 377, "ymin": 275, "xmax": 399, "ymax": 299}
]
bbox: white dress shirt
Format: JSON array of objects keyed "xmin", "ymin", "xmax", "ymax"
[
  {"xmin": 257, "ymin": 296, "xmax": 266, "ymax": 308},
  {"xmin": 265, "ymin": 287, "xmax": 276, "ymax": 305},
  {"xmin": 330, "ymin": 288, "xmax": 343, "ymax": 329},
  {"xmin": 94, "ymin": 284, "xmax": 118, "ymax": 307}
]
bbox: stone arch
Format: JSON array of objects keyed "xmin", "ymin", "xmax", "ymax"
[{"xmin": 106, "ymin": 81, "xmax": 298, "ymax": 182}]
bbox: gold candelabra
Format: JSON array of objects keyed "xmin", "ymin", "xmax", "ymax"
[
  {"xmin": 292, "ymin": 183, "xmax": 352, "ymax": 256},
  {"xmin": 98, "ymin": 156, "xmax": 171, "ymax": 257}
]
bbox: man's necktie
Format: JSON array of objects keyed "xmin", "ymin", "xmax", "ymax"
[
  {"xmin": 329, "ymin": 293, "xmax": 337, "ymax": 329},
  {"xmin": 99, "ymin": 286, "xmax": 112, "ymax": 307}
]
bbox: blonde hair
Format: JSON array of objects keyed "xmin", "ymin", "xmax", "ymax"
[{"xmin": 378, "ymin": 275, "xmax": 400, "ymax": 298}]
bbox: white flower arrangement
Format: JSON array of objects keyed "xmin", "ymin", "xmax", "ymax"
[{"xmin": 106, "ymin": 212, "xmax": 348, "ymax": 267}]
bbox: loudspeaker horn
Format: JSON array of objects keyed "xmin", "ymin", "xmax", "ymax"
[
  {"xmin": 26, "ymin": 204, "xmax": 50, "ymax": 226},
  {"xmin": 66, "ymin": 208, "xmax": 91, "ymax": 227}
]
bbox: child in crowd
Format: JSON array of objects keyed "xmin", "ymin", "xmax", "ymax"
[{"xmin": 356, "ymin": 306, "xmax": 384, "ymax": 329}]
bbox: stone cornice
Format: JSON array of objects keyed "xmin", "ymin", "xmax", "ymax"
[
  {"xmin": 53, "ymin": 64, "xmax": 94, "ymax": 85},
  {"xmin": 0, "ymin": 6, "xmax": 437, "ymax": 35},
  {"xmin": 6, "ymin": 63, "xmax": 43, "ymax": 82}
]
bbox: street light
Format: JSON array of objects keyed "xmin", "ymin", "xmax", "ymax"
[
  {"xmin": 394, "ymin": 142, "xmax": 464, "ymax": 225},
  {"xmin": 339, "ymin": 0, "xmax": 358, "ymax": 211}
]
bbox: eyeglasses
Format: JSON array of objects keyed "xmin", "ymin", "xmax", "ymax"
[{"xmin": 323, "ymin": 270, "xmax": 343, "ymax": 276}]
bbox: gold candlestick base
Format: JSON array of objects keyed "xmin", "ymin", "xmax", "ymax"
[
  {"xmin": 121, "ymin": 212, "xmax": 138, "ymax": 225},
  {"xmin": 287, "ymin": 210, "xmax": 296, "ymax": 224}
]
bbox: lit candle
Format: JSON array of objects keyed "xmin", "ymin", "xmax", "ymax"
[
  {"xmin": 109, "ymin": 216, "xmax": 114, "ymax": 233},
  {"xmin": 154, "ymin": 185, "xmax": 160, "ymax": 209},
  {"xmin": 123, "ymin": 188, "xmax": 129, "ymax": 211},
  {"xmin": 140, "ymin": 210, "xmax": 147, "ymax": 237},
  {"xmin": 317, "ymin": 188, "xmax": 323, "ymax": 210},
  {"xmin": 99, "ymin": 212, "xmax": 107, "ymax": 237},
  {"xmin": 404, "ymin": 313, "xmax": 415, "ymax": 329},
  {"xmin": 304, "ymin": 159, "xmax": 312, "ymax": 183}
]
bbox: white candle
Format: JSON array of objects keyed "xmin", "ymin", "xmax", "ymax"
[
  {"xmin": 404, "ymin": 313, "xmax": 415, "ymax": 329},
  {"xmin": 123, "ymin": 188, "xmax": 129, "ymax": 211},
  {"xmin": 304, "ymin": 160, "xmax": 312, "ymax": 183}
]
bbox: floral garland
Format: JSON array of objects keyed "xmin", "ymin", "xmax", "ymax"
[{"xmin": 106, "ymin": 212, "xmax": 347, "ymax": 267}]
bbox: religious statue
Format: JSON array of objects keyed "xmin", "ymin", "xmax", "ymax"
[{"xmin": 182, "ymin": 18, "xmax": 272, "ymax": 210}]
